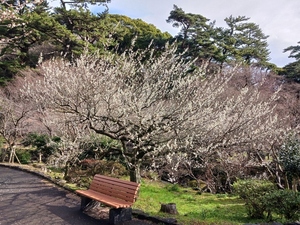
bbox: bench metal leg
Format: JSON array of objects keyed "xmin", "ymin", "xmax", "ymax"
[
  {"xmin": 80, "ymin": 196, "xmax": 93, "ymax": 211},
  {"xmin": 109, "ymin": 208, "xmax": 132, "ymax": 225}
]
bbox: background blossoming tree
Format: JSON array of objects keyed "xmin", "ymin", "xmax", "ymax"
[{"xmin": 22, "ymin": 44, "xmax": 286, "ymax": 183}]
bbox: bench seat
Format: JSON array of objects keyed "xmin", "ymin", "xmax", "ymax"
[
  {"xmin": 75, "ymin": 174, "xmax": 140, "ymax": 209},
  {"xmin": 76, "ymin": 189, "xmax": 133, "ymax": 208}
]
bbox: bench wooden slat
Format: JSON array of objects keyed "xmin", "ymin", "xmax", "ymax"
[
  {"xmin": 92, "ymin": 175, "xmax": 139, "ymax": 190},
  {"xmin": 90, "ymin": 175, "xmax": 139, "ymax": 201},
  {"xmin": 75, "ymin": 174, "xmax": 140, "ymax": 209},
  {"xmin": 89, "ymin": 185, "xmax": 136, "ymax": 202},
  {"xmin": 76, "ymin": 189, "xmax": 132, "ymax": 208},
  {"xmin": 90, "ymin": 183, "xmax": 137, "ymax": 200},
  {"xmin": 91, "ymin": 176, "xmax": 139, "ymax": 192}
]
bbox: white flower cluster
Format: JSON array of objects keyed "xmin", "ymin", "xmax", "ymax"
[
  {"xmin": 21, "ymin": 43, "xmax": 291, "ymax": 184},
  {"xmin": 0, "ymin": 9, "xmax": 18, "ymax": 22}
]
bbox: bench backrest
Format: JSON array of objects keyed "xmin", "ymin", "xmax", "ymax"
[{"xmin": 89, "ymin": 174, "xmax": 140, "ymax": 204}]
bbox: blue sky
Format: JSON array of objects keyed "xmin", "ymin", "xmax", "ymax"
[{"xmin": 89, "ymin": 0, "xmax": 300, "ymax": 67}]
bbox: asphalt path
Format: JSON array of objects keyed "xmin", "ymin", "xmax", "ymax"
[{"xmin": 0, "ymin": 166, "xmax": 108, "ymax": 225}]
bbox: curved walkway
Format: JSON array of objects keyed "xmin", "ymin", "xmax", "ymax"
[{"xmin": 0, "ymin": 166, "xmax": 154, "ymax": 225}]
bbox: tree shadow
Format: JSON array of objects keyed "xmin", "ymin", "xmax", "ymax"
[{"xmin": 46, "ymin": 205, "xmax": 110, "ymax": 225}]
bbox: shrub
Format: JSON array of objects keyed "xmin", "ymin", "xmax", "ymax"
[
  {"xmin": 166, "ymin": 184, "xmax": 180, "ymax": 192},
  {"xmin": 79, "ymin": 159, "xmax": 128, "ymax": 177},
  {"xmin": 16, "ymin": 150, "xmax": 32, "ymax": 164},
  {"xmin": 23, "ymin": 133, "xmax": 60, "ymax": 162},
  {"xmin": 78, "ymin": 135, "xmax": 121, "ymax": 160},
  {"xmin": 233, "ymin": 179, "xmax": 276, "ymax": 218},
  {"xmin": 279, "ymin": 135, "xmax": 300, "ymax": 190},
  {"xmin": 264, "ymin": 189, "xmax": 300, "ymax": 220}
]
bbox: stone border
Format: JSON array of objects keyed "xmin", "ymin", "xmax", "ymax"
[
  {"xmin": 0, "ymin": 163, "xmax": 74, "ymax": 192},
  {"xmin": 0, "ymin": 162, "xmax": 178, "ymax": 225}
]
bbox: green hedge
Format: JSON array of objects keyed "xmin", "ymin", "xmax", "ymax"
[
  {"xmin": 233, "ymin": 179, "xmax": 276, "ymax": 219},
  {"xmin": 233, "ymin": 179, "xmax": 300, "ymax": 221}
]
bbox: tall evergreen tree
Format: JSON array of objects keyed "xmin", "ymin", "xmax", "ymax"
[
  {"xmin": 223, "ymin": 15, "xmax": 270, "ymax": 66},
  {"xmin": 166, "ymin": 6, "xmax": 271, "ymax": 71},
  {"xmin": 0, "ymin": 2, "xmax": 74, "ymax": 78},
  {"xmin": 283, "ymin": 41, "xmax": 300, "ymax": 82},
  {"xmin": 166, "ymin": 4, "xmax": 216, "ymax": 60}
]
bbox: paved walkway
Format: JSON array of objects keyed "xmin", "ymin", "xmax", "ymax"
[{"xmin": 0, "ymin": 166, "xmax": 153, "ymax": 225}]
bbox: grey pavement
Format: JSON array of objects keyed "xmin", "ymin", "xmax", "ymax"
[{"xmin": 0, "ymin": 166, "xmax": 154, "ymax": 225}]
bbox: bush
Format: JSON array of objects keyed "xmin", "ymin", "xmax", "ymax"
[
  {"xmin": 65, "ymin": 159, "xmax": 128, "ymax": 187},
  {"xmin": 233, "ymin": 179, "xmax": 277, "ymax": 218},
  {"xmin": 264, "ymin": 189, "xmax": 300, "ymax": 220},
  {"xmin": 166, "ymin": 184, "xmax": 180, "ymax": 192},
  {"xmin": 78, "ymin": 135, "xmax": 121, "ymax": 160},
  {"xmin": 16, "ymin": 150, "xmax": 32, "ymax": 164},
  {"xmin": 79, "ymin": 159, "xmax": 128, "ymax": 177},
  {"xmin": 279, "ymin": 135, "xmax": 300, "ymax": 190},
  {"xmin": 23, "ymin": 133, "xmax": 60, "ymax": 162}
]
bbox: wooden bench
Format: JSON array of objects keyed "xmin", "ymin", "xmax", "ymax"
[{"xmin": 76, "ymin": 174, "xmax": 140, "ymax": 224}]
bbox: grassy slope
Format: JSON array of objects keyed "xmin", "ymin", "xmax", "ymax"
[{"xmin": 133, "ymin": 180, "xmax": 267, "ymax": 225}]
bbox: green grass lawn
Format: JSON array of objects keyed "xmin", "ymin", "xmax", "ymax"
[{"xmin": 133, "ymin": 180, "xmax": 268, "ymax": 225}]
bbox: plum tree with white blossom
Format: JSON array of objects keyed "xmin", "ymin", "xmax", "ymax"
[{"xmin": 22, "ymin": 44, "xmax": 287, "ymax": 183}]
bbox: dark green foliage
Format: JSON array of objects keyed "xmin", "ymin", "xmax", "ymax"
[
  {"xmin": 264, "ymin": 189, "xmax": 300, "ymax": 220},
  {"xmin": 65, "ymin": 159, "xmax": 128, "ymax": 187},
  {"xmin": 234, "ymin": 179, "xmax": 300, "ymax": 220},
  {"xmin": 166, "ymin": 5, "xmax": 215, "ymax": 61},
  {"xmin": 0, "ymin": 59, "xmax": 21, "ymax": 84},
  {"xmin": 81, "ymin": 159, "xmax": 128, "ymax": 177},
  {"xmin": 78, "ymin": 134, "xmax": 121, "ymax": 160},
  {"xmin": 222, "ymin": 15, "xmax": 270, "ymax": 67},
  {"xmin": 0, "ymin": 3, "xmax": 74, "ymax": 79},
  {"xmin": 284, "ymin": 41, "xmax": 300, "ymax": 60},
  {"xmin": 233, "ymin": 179, "xmax": 276, "ymax": 218},
  {"xmin": 23, "ymin": 133, "xmax": 48, "ymax": 148},
  {"xmin": 101, "ymin": 14, "xmax": 172, "ymax": 54},
  {"xmin": 283, "ymin": 41, "xmax": 300, "ymax": 82},
  {"xmin": 167, "ymin": 5, "xmax": 270, "ymax": 70},
  {"xmin": 165, "ymin": 184, "xmax": 180, "ymax": 192},
  {"xmin": 282, "ymin": 61, "xmax": 300, "ymax": 82},
  {"xmin": 22, "ymin": 133, "xmax": 60, "ymax": 162},
  {"xmin": 53, "ymin": 7, "xmax": 107, "ymax": 55},
  {"xmin": 60, "ymin": 0, "xmax": 111, "ymax": 10},
  {"xmin": 1, "ymin": 2, "xmax": 171, "ymax": 81},
  {"xmin": 279, "ymin": 135, "xmax": 300, "ymax": 178},
  {"xmin": 15, "ymin": 149, "xmax": 31, "ymax": 164}
]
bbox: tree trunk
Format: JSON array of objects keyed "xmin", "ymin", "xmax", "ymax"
[
  {"xmin": 129, "ymin": 163, "xmax": 141, "ymax": 183},
  {"xmin": 292, "ymin": 177, "xmax": 299, "ymax": 192},
  {"xmin": 160, "ymin": 203, "xmax": 178, "ymax": 214},
  {"xmin": 9, "ymin": 148, "xmax": 13, "ymax": 163},
  {"xmin": 284, "ymin": 174, "xmax": 290, "ymax": 190},
  {"xmin": 8, "ymin": 147, "xmax": 20, "ymax": 164},
  {"xmin": 64, "ymin": 161, "xmax": 70, "ymax": 180}
]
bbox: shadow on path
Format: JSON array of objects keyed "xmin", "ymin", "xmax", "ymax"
[{"xmin": 0, "ymin": 166, "xmax": 109, "ymax": 225}]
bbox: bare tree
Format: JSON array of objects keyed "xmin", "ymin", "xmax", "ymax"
[
  {"xmin": 0, "ymin": 81, "xmax": 32, "ymax": 163},
  {"xmin": 22, "ymin": 44, "xmax": 287, "ymax": 183}
]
